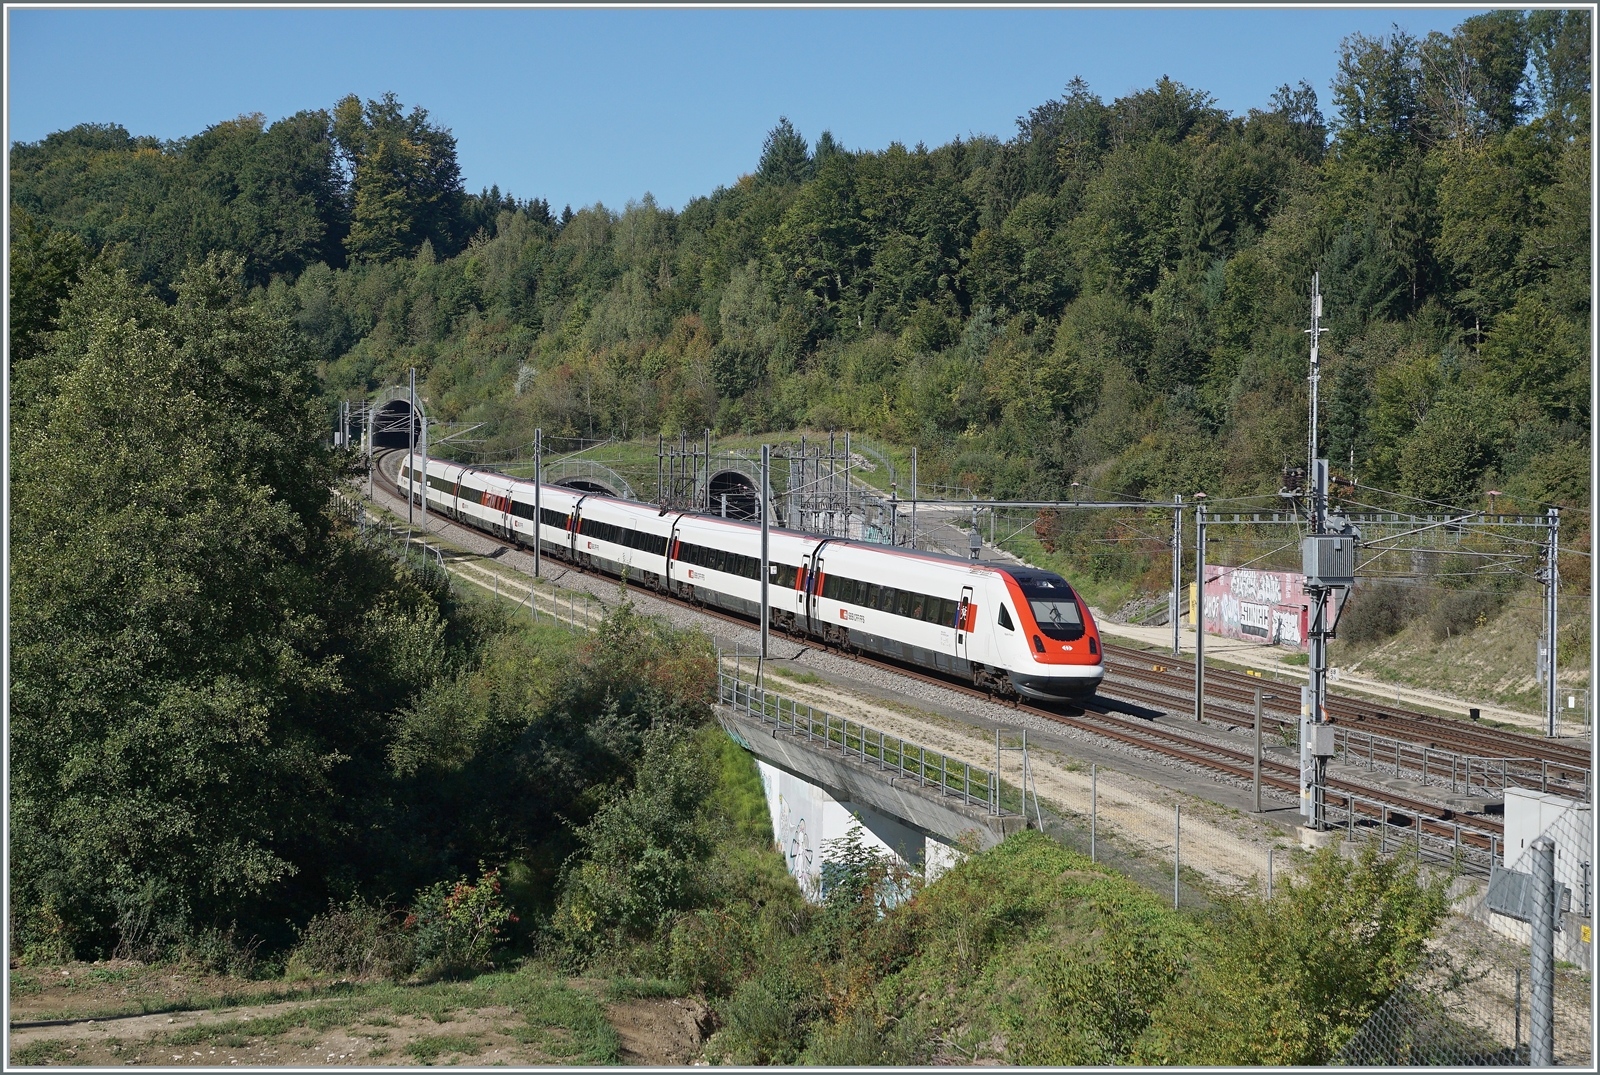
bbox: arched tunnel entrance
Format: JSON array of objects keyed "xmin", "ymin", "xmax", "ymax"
[
  {"xmin": 555, "ymin": 479, "xmax": 620, "ymax": 497},
  {"xmin": 708, "ymin": 470, "xmax": 761, "ymax": 520},
  {"xmin": 369, "ymin": 399, "xmax": 423, "ymax": 450}
]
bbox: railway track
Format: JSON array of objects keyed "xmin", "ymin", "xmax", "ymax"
[
  {"xmin": 1100, "ymin": 646, "xmax": 1587, "ymax": 764},
  {"xmin": 1102, "ymin": 642, "xmax": 1590, "ymax": 767},
  {"xmin": 361, "ymin": 455, "xmax": 1516, "ymax": 852}
]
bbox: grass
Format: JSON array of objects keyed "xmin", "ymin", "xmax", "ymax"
[
  {"xmin": 1329, "ymin": 590, "xmax": 1590, "ymax": 716},
  {"xmin": 404, "ymin": 1033, "xmax": 485, "ymax": 1064},
  {"xmin": 705, "ymin": 724, "xmax": 776, "ymax": 849},
  {"xmin": 13, "ymin": 1039, "xmax": 75, "ymax": 1065},
  {"xmin": 39, "ymin": 967, "xmax": 624, "ymax": 1067},
  {"xmin": 603, "ymin": 978, "xmax": 685, "ymax": 1001},
  {"xmin": 14, "ymin": 978, "xmax": 369, "ymax": 1025},
  {"xmin": 767, "ymin": 664, "xmax": 824, "ymax": 685}
]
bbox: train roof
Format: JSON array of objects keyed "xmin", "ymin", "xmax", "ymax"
[{"xmin": 427, "ymin": 455, "xmax": 1073, "ymax": 586}]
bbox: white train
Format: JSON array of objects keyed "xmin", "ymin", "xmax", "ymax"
[{"xmin": 400, "ymin": 456, "xmax": 1104, "ymax": 701}]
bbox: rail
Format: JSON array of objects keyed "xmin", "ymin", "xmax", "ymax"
[{"xmin": 718, "ymin": 671, "xmax": 1028, "ymax": 818}]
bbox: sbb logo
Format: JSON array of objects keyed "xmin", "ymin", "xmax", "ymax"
[{"xmin": 839, "ymin": 609, "xmax": 848, "ymax": 619}]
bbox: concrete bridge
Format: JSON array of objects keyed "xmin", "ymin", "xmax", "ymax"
[{"xmin": 716, "ymin": 674, "xmax": 1029, "ymax": 899}]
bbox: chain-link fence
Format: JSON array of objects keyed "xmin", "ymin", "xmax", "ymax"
[{"xmin": 1337, "ymin": 789, "xmax": 1593, "ymax": 1067}]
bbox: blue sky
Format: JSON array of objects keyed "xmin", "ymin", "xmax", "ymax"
[{"xmin": 8, "ymin": 7, "xmax": 1490, "ymax": 212}]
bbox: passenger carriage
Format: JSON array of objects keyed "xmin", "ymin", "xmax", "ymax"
[{"xmin": 401, "ymin": 455, "xmax": 1103, "ymax": 701}]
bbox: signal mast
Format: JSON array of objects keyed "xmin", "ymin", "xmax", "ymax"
[{"xmin": 1299, "ymin": 274, "xmax": 1356, "ymax": 833}]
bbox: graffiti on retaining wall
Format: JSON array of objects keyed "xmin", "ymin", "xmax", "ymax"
[{"xmin": 1202, "ymin": 566, "xmax": 1310, "ymax": 652}]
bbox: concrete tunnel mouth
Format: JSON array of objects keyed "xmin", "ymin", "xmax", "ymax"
[
  {"xmin": 708, "ymin": 470, "xmax": 761, "ymax": 520},
  {"xmin": 556, "ymin": 479, "xmax": 621, "ymax": 497},
  {"xmin": 369, "ymin": 400, "xmax": 423, "ymax": 450}
]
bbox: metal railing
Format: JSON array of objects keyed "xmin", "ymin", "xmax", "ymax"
[
  {"xmin": 718, "ymin": 671, "xmax": 1025, "ymax": 817},
  {"xmin": 1332, "ymin": 725, "xmax": 1589, "ymax": 800},
  {"xmin": 1318, "ymin": 787, "xmax": 1498, "ymax": 874}
]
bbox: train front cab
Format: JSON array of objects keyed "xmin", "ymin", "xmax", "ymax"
[{"xmin": 996, "ymin": 568, "xmax": 1103, "ymax": 702}]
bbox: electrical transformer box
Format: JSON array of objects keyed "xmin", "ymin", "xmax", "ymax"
[{"xmin": 1302, "ymin": 534, "xmax": 1355, "ymax": 587}]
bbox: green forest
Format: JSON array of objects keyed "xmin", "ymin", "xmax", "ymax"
[
  {"xmin": 4, "ymin": 8, "xmax": 1588, "ymax": 1065},
  {"xmin": 12, "ymin": 11, "xmax": 1590, "ymax": 518}
]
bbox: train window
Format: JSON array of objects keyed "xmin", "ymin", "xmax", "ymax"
[
  {"xmin": 461, "ymin": 485, "xmax": 486, "ymax": 504},
  {"xmin": 894, "ymin": 590, "xmax": 912, "ymax": 617},
  {"xmin": 998, "ymin": 604, "xmax": 1015, "ymax": 631},
  {"xmin": 1029, "ymin": 596, "xmax": 1084, "ymax": 640},
  {"xmin": 540, "ymin": 508, "xmax": 569, "ymax": 530},
  {"xmin": 879, "ymin": 587, "xmax": 897, "ymax": 612},
  {"xmin": 864, "ymin": 584, "xmax": 880, "ymax": 609}
]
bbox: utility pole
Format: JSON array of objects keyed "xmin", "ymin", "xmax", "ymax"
[
  {"xmin": 407, "ymin": 367, "xmax": 416, "ymax": 527},
  {"xmin": 1306, "ymin": 272, "xmax": 1326, "ymax": 524},
  {"xmin": 1253, "ymin": 687, "xmax": 1263, "ymax": 812},
  {"xmin": 760, "ymin": 444, "xmax": 771, "ymax": 670},
  {"xmin": 366, "ymin": 399, "xmax": 374, "ymax": 500},
  {"xmin": 1530, "ymin": 838, "xmax": 1556, "ymax": 1066},
  {"xmin": 533, "ymin": 428, "xmax": 542, "ymax": 578},
  {"xmin": 1300, "ymin": 276, "xmax": 1346, "ymax": 831},
  {"xmin": 844, "ymin": 431, "xmax": 852, "ymax": 538},
  {"xmin": 1171, "ymin": 494, "xmax": 1183, "ymax": 657},
  {"xmin": 656, "ymin": 434, "xmax": 663, "ymax": 507},
  {"xmin": 1544, "ymin": 507, "xmax": 1561, "ymax": 736},
  {"xmin": 704, "ymin": 428, "xmax": 712, "ymax": 512},
  {"xmin": 418, "ymin": 392, "xmax": 428, "ymax": 534},
  {"xmin": 910, "ymin": 448, "xmax": 918, "ymax": 550},
  {"xmin": 1194, "ymin": 501, "xmax": 1206, "ymax": 722}
]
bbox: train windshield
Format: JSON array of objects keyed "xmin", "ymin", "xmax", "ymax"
[{"xmin": 1008, "ymin": 570, "xmax": 1086, "ymax": 640}]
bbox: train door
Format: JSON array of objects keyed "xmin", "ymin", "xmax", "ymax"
[
  {"xmin": 571, "ymin": 496, "xmax": 587, "ymax": 562},
  {"xmin": 806, "ymin": 550, "xmax": 825, "ymax": 635},
  {"xmin": 666, "ymin": 519, "xmax": 682, "ymax": 592},
  {"xmin": 956, "ymin": 586, "xmax": 974, "ymax": 660}
]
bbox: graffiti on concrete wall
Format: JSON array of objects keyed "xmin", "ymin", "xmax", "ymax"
[{"xmin": 1202, "ymin": 566, "xmax": 1310, "ymax": 652}]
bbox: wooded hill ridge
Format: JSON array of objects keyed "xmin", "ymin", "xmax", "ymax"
[{"xmin": 10, "ymin": 11, "xmax": 1590, "ymax": 517}]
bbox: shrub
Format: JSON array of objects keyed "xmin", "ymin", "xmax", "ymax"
[
  {"xmin": 408, "ymin": 864, "xmax": 519, "ymax": 973},
  {"xmin": 1139, "ymin": 842, "xmax": 1453, "ymax": 1065},
  {"xmin": 288, "ymin": 898, "xmax": 414, "ymax": 979},
  {"xmin": 801, "ymin": 1007, "xmax": 925, "ymax": 1065},
  {"xmin": 668, "ymin": 909, "xmax": 749, "ymax": 998},
  {"xmin": 552, "ymin": 724, "xmax": 717, "ymax": 964},
  {"xmin": 710, "ymin": 967, "xmax": 820, "ymax": 1065},
  {"xmin": 1339, "ymin": 582, "xmax": 1418, "ymax": 645},
  {"xmin": 174, "ymin": 923, "xmax": 265, "ymax": 978},
  {"xmin": 1427, "ymin": 589, "xmax": 1505, "ymax": 642}
]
